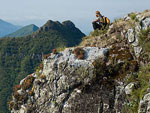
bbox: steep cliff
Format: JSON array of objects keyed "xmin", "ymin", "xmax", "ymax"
[{"xmin": 9, "ymin": 10, "xmax": 150, "ymax": 113}]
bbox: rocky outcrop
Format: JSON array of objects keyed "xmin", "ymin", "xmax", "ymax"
[
  {"xmin": 138, "ymin": 93, "xmax": 150, "ymax": 113},
  {"xmin": 9, "ymin": 46, "xmax": 137, "ymax": 113},
  {"xmin": 9, "ymin": 10, "xmax": 150, "ymax": 113}
]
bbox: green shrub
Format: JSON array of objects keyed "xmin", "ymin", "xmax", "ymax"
[
  {"xmin": 56, "ymin": 46, "xmax": 66, "ymax": 52},
  {"xmin": 126, "ymin": 64, "xmax": 150, "ymax": 112},
  {"xmin": 139, "ymin": 27, "xmax": 150, "ymax": 52},
  {"xmin": 129, "ymin": 13, "xmax": 138, "ymax": 22},
  {"xmin": 36, "ymin": 67, "xmax": 40, "ymax": 78},
  {"xmin": 138, "ymin": 27, "xmax": 150, "ymax": 64}
]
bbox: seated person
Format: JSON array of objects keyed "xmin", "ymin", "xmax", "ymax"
[{"xmin": 92, "ymin": 11, "xmax": 105, "ymax": 30}]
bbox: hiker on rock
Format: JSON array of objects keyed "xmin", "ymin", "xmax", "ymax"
[{"xmin": 92, "ymin": 11, "xmax": 110, "ymax": 30}]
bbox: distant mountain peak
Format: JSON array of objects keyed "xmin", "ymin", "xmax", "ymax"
[
  {"xmin": 6, "ymin": 24, "xmax": 39, "ymax": 37},
  {"xmin": 0, "ymin": 19, "xmax": 21, "ymax": 37},
  {"xmin": 62, "ymin": 20, "xmax": 75, "ymax": 28},
  {"xmin": 39, "ymin": 20, "xmax": 77, "ymax": 32}
]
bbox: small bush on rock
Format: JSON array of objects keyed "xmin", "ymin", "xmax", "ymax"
[
  {"xmin": 39, "ymin": 62, "xmax": 43, "ymax": 70},
  {"xmin": 56, "ymin": 46, "xmax": 66, "ymax": 52},
  {"xmin": 74, "ymin": 47, "xmax": 85, "ymax": 59},
  {"xmin": 129, "ymin": 13, "xmax": 138, "ymax": 21},
  {"xmin": 8, "ymin": 101, "xmax": 18, "ymax": 110},
  {"xmin": 21, "ymin": 76, "xmax": 35, "ymax": 90},
  {"xmin": 40, "ymin": 74, "xmax": 46, "ymax": 79},
  {"xmin": 13, "ymin": 85, "xmax": 21, "ymax": 92},
  {"xmin": 52, "ymin": 49, "xmax": 57, "ymax": 54},
  {"xmin": 43, "ymin": 53, "xmax": 51, "ymax": 59}
]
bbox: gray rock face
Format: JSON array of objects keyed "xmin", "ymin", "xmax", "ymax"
[
  {"xmin": 11, "ymin": 47, "xmax": 114, "ymax": 113},
  {"xmin": 141, "ymin": 18, "xmax": 150, "ymax": 30},
  {"xmin": 10, "ymin": 46, "xmax": 131, "ymax": 113},
  {"xmin": 138, "ymin": 93, "xmax": 150, "ymax": 113},
  {"xmin": 126, "ymin": 29, "xmax": 135, "ymax": 43}
]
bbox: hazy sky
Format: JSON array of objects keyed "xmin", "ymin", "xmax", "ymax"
[{"xmin": 0, "ymin": 0, "xmax": 150, "ymax": 34}]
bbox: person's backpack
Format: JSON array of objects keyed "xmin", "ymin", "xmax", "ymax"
[{"xmin": 102, "ymin": 16, "xmax": 110, "ymax": 25}]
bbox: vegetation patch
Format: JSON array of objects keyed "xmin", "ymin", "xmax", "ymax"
[
  {"xmin": 56, "ymin": 46, "xmax": 66, "ymax": 52},
  {"xmin": 9, "ymin": 76, "xmax": 35, "ymax": 110},
  {"xmin": 92, "ymin": 57, "xmax": 106, "ymax": 77},
  {"xmin": 21, "ymin": 75, "xmax": 35, "ymax": 91},
  {"xmin": 139, "ymin": 27, "xmax": 150, "ymax": 52},
  {"xmin": 38, "ymin": 62, "xmax": 43, "ymax": 71},
  {"xmin": 43, "ymin": 53, "xmax": 51, "ymax": 59},
  {"xmin": 8, "ymin": 101, "xmax": 18, "ymax": 111},
  {"xmin": 107, "ymin": 44, "xmax": 138, "ymax": 80},
  {"xmin": 139, "ymin": 27, "xmax": 150, "ymax": 64},
  {"xmin": 36, "ymin": 66, "xmax": 41, "ymax": 78},
  {"xmin": 52, "ymin": 49, "xmax": 57, "ymax": 54},
  {"xmin": 13, "ymin": 85, "xmax": 21, "ymax": 92},
  {"xmin": 74, "ymin": 47, "xmax": 85, "ymax": 60},
  {"xmin": 129, "ymin": 13, "xmax": 139, "ymax": 22},
  {"xmin": 90, "ymin": 28, "xmax": 108, "ymax": 37},
  {"xmin": 125, "ymin": 64, "xmax": 150, "ymax": 113},
  {"xmin": 40, "ymin": 74, "xmax": 46, "ymax": 79}
]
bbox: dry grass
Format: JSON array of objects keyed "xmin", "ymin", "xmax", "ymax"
[
  {"xmin": 80, "ymin": 18, "xmax": 135, "ymax": 48},
  {"xmin": 80, "ymin": 34, "xmax": 121, "ymax": 48},
  {"xmin": 113, "ymin": 19, "xmax": 135, "ymax": 31},
  {"xmin": 141, "ymin": 10, "xmax": 150, "ymax": 18}
]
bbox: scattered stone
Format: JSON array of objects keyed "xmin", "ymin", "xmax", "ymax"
[{"xmin": 125, "ymin": 83, "xmax": 135, "ymax": 95}]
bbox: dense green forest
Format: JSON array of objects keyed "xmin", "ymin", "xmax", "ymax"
[{"xmin": 0, "ymin": 20, "xmax": 85, "ymax": 113}]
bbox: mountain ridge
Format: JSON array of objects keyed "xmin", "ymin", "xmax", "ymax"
[
  {"xmin": 6, "ymin": 24, "xmax": 39, "ymax": 37},
  {"xmin": 0, "ymin": 19, "xmax": 21, "ymax": 37}
]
